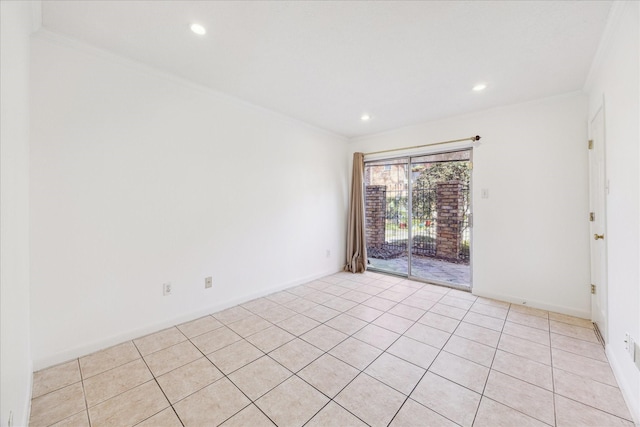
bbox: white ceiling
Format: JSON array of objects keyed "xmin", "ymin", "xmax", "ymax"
[{"xmin": 41, "ymin": 1, "xmax": 613, "ymax": 138}]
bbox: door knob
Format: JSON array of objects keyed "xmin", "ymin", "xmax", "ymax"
[{"xmin": 594, "ymin": 234, "xmax": 605, "ymax": 240}]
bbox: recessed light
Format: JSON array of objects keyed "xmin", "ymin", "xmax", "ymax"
[
  {"xmin": 361, "ymin": 114, "xmax": 371, "ymax": 121},
  {"xmin": 190, "ymin": 23, "xmax": 206, "ymax": 35},
  {"xmin": 472, "ymin": 83, "xmax": 487, "ymax": 91}
]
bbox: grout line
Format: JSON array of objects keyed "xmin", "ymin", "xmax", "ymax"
[
  {"xmin": 179, "ymin": 331, "xmax": 272, "ymax": 425},
  {"xmin": 470, "ymin": 301, "xmax": 510, "ymax": 426},
  {"xmin": 411, "ymin": 290, "xmax": 483, "ymax": 426},
  {"xmin": 289, "ymin": 281, "xmax": 425, "ymax": 425},
  {"xmin": 77, "ymin": 357, "xmax": 91, "ymax": 426},
  {"xmin": 549, "ymin": 313, "xmax": 557, "ymax": 427},
  {"xmin": 300, "ymin": 400, "xmax": 333, "ymax": 427},
  {"xmin": 130, "ymin": 339, "xmax": 185, "ymax": 427},
  {"xmin": 241, "ymin": 282, "xmax": 380, "ymax": 426},
  {"xmin": 51, "ymin": 409, "xmax": 89, "ymax": 427},
  {"xmin": 473, "ymin": 302, "xmax": 562, "ymax": 426},
  {"xmin": 553, "ymin": 393, "xmax": 636, "ymax": 423}
]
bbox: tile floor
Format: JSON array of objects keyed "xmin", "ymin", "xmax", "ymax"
[{"xmin": 30, "ymin": 271, "xmax": 635, "ymax": 427}]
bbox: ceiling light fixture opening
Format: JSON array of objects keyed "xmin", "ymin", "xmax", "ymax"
[
  {"xmin": 361, "ymin": 114, "xmax": 371, "ymax": 121},
  {"xmin": 190, "ymin": 23, "xmax": 206, "ymax": 35},
  {"xmin": 472, "ymin": 83, "xmax": 487, "ymax": 92}
]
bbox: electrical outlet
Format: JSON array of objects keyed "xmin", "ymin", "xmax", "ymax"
[
  {"xmin": 163, "ymin": 282, "xmax": 172, "ymax": 296},
  {"xmin": 205, "ymin": 276, "xmax": 212, "ymax": 289},
  {"xmin": 628, "ymin": 335, "xmax": 636, "ymax": 359},
  {"xmin": 635, "ymin": 341, "xmax": 640, "ymax": 371}
]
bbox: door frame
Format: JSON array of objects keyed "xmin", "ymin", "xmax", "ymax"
[
  {"xmin": 364, "ymin": 147, "xmax": 474, "ymax": 291},
  {"xmin": 589, "ymin": 102, "xmax": 608, "ymax": 343}
]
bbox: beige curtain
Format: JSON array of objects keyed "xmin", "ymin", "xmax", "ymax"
[{"xmin": 345, "ymin": 152, "xmax": 367, "ymax": 273}]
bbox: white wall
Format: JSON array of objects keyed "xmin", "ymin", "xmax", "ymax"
[
  {"xmin": 585, "ymin": 1, "xmax": 639, "ymax": 422},
  {"xmin": 30, "ymin": 33, "xmax": 348, "ymax": 369},
  {"xmin": 1, "ymin": 1, "xmax": 38, "ymax": 426},
  {"xmin": 349, "ymin": 94, "xmax": 591, "ymax": 317}
]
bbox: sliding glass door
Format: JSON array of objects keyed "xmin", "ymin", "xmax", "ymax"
[
  {"xmin": 363, "ymin": 158, "xmax": 409, "ymax": 276},
  {"xmin": 364, "ymin": 150, "xmax": 472, "ymax": 289},
  {"xmin": 408, "ymin": 150, "xmax": 472, "ymax": 287}
]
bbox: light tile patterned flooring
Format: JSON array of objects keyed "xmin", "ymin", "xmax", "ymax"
[{"xmin": 30, "ymin": 272, "xmax": 635, "ymax": 427}]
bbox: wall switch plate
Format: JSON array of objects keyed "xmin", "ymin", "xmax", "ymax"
[
  {"xmin": 205, "ymin": 276, "xmax": 213, "ymax": 289},
  {"xmin": 624, "ymin": 332, "xmax": 630, "ymax": 351},
  {"xmin": 163, "ymin": 282, "xmax": 172, "ymax": 296},
  {"xmin": 481, "ymin": 188, "xmax": 489, "ymax": 199},
  {"xmin": 326, "ymin": 249, "xmax": 331, "ymax": 258}
]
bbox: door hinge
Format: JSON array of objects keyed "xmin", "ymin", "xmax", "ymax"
[
  {"xmin": 591, "ymin": 284, "xmax": 596, "ymax": 294},
  {"xmin": 588, "ymin": 139, "xmax": 594, "ymax": 150},
  {"xmin": 589, "ymin": 212, "xmax": 595, "ymax": 222}
]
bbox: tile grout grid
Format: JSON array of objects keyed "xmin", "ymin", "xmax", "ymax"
[{"xmin": 29, "ymin": 271, "xmax": 635, "ymax": 427}]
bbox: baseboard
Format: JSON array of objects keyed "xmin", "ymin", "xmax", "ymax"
[
  {"xmin": 471, "ymin": 289, "xmax": 591, "ymax": 319},
  {"xmin": 606, "ymin": 345, "xmax": 640, "ymax": 425},
  {"xmin": 33, "ymin": 267, "xmax": 342, "ymax": 371}
]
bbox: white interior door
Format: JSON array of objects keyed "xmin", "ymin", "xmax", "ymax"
[{"xmin": 589, "ymin": 107, "xmax": 607, "ymax": 343}]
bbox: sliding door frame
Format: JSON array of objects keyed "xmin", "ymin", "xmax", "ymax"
[{"xmin": 365, "ymin": 147, "xmax": 474, "ymax": 291}]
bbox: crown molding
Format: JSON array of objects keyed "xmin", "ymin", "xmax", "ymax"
[
  {"xmin": 583, "ymin": 1, "xmax": 628, "ymax": 92},
  {"xmin": 32, "ymin": 28, "xmax": 347, "ymax": 142}
]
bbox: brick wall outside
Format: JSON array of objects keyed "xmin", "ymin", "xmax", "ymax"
[
  {"xmin": 436, "ymin": 181, "xmax": 465, "ymax": 260},
  {"xmin": 365, "ymin": 185, "xmax": 386, "ymax": 249}
]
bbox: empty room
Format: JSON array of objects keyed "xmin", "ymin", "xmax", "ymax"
[{"xmin": 1, "ymin": 1, "xmax": 639, "ymax": 426}]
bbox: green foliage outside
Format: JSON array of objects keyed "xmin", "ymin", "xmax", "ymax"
[
  {"xmin": 383, "ymin": 161, "xmax": 470, "ymax": 225},
  {"xmin": 411, "ymin": 161, "xmax": 470, "ymax": 219},
  {"xmin": 385, "ymin": 196, "xmax": 408, "ymax": 222},
  {"xmin": 378, "ymin": 160, "xmax": 471, "ymax": 260}
]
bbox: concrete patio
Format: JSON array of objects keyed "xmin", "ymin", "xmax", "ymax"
[{"xmin": 368, "ymin": 255, "xmax": 470, "ymax": 288}]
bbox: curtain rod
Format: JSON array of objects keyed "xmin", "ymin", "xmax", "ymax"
[{"xmin": 363, "ymin": 135, "xmax": 481, "ymax": 156}]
